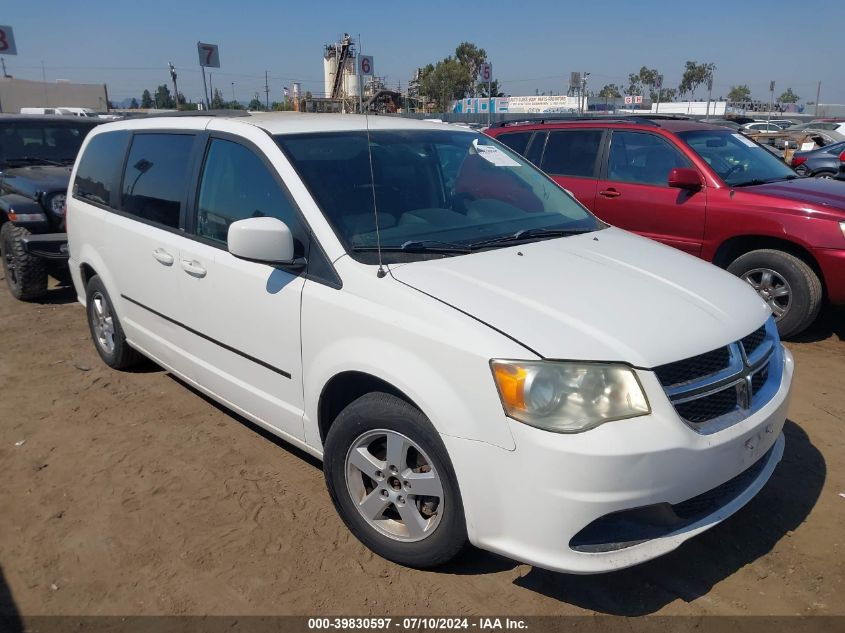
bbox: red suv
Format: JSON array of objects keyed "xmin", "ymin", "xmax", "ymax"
[{"xmin": 486, "ymin": 117, "xmax": 845, "ymax": 337}]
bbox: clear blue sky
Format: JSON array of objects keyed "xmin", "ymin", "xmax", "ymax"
[{"xmin": 3, "ymin": 0, "xmax": 841, "ymax": 106}]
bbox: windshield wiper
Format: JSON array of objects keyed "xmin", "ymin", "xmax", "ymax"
[
  {"xmin": 468, "ymin": 227, "xmax": 594, "ymax": 250},
  {"xmin": 733, "ymin": 175, "xmax": 798, "ymax": 187},
  {"xmin": 352, "ymin": 239, "xmax": 471, "ymax": 254},
  {"xmin": 6, "ymin": 157, "xmax": 64, "ymax": 167}
]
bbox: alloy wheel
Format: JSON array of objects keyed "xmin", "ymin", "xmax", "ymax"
[
  {"xmin": 345, "ymin": 429, "xmax": 444, "ymax": 542},
  {"xmin": 743, "ymin": 267, "xmax": 791, "ymax": 319},
  {"xmin": 91, "ymin": 291, "xmax": 116, "ymax": 354}
]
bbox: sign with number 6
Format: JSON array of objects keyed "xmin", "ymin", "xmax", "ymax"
[
  {"xmin": 359, "ymin": 55, "xmax": 373, "ymax": 77},
  {"xmin": 0, "ymin": 26, "xmax": 18, "ymax": 55},
  {"xmin": 197, "ymin": 42, "xmax": 220, "ymax": 68}
]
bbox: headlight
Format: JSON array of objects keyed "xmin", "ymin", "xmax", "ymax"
[
  {"xmin": 490, "ymin": 360, "xmax": 650, "ymax": 433},
  {"xmin": 45, "ymin": 193, "xmax": 66, "ymax": 216}
]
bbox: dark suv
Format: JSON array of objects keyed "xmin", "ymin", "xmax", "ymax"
[
  {"xmin": 486, "ymin": 117, "xmax": 845, "ymax": 337},
  {"xmin": 0, "ymin": 115, "xmax": 100, "ymax": 299}
]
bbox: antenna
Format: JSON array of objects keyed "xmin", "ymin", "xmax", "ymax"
[{"xmin": 360, "ymin": 37, "xmax": 386, "ymax": 278}]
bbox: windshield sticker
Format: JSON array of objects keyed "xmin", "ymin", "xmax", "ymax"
[
  {"xmin": 473, "ymin": 139, "xmax": 522, "ymax": 167},
  {"xmin": 732, "ymin": 133, "xmax": 761, "ymax": 148}
]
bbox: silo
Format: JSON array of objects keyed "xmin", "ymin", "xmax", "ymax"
[{"xmin": 323, "ymin": 48, "xmax": 337, "ymax": 98}]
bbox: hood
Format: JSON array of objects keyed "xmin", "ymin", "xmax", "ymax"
[
  {"xmin": 740, "ymin": 178, "xmax": 845, "ymax": 215},
  {"xmin": 0, "ymin": 165, "xmax": 73, "ymax": 199},
  {"xmin": 390, "ymin": 228, "xmax": 769, "ymax": 368}
]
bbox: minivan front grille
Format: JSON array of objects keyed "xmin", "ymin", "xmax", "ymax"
[{"xmin": 655, "ymin": 320, "xmax": 780, "ymax": 433}]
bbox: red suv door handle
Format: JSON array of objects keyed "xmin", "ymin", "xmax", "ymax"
[{"xmin": 599, "ymin": 188, "xmax": 621, "ymax": 198}]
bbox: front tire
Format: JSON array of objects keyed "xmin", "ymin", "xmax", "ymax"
[
  {"xmin": 812, "ymin": 171, "xmax": 837, "ymax": 179},
  {"xmin": 85, "ymin": 275, "xmax": 141, "ymax": 369},
  {"xmin": 323, "ymin": 392, "xmax": 467, "ymax": 568},
  {"xmin": 1, "ymin": 223, "xmax": 48, "ymax": 301},
  {"xmin": 727, "ymin": 249, "xmax": 822, "ymax": 338}
]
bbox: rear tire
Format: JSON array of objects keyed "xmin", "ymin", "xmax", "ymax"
[
  {"xmin": 813, "ymin": 171, "xmax": 837, "ymax": 179},
  {"xmin": 85, "ymin": 275, "xmax": 142, "ymax": 369},
  {"xmin": 1, "ymin": 223, "xmax": 48, "ymax": 301},
  {"xmin": 323, "ymin": 392, "xmax": 467, "ymax": 569},
  {"xmin": 727, "ymin": 249, "xmax": 822, "ymax": 338}
]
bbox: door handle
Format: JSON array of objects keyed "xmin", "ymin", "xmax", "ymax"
[
  {"xmin": 180, "ymin": 259, "xmax": 207, "ymax": 278},
  {"xmin": 599, "ymin": 188, "xmax": 622, "ymax": 198},
  {"xmin": 152, "ymin": 248, "xmax": 174, "ymax": 266}
]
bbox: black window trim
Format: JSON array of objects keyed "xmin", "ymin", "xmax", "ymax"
[
  {"xmin": 71, "ymin": 129, "xmax": 131, "ymax": 214},
  {"xmin": 539, "ymin": 128, "xmax": 607, "ymax": 179},
  {"xmin": 600, "ymin": 129, "xmax": 692, "ymax": 186}
]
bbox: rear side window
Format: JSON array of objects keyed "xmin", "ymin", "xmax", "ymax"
[
  {"xmin": 495, "ymin": 131, "xmax": 532, "ymax": 156},
  {"xmin": 541, "ymin": 130, "xmax": 603, "ymax": 178},
  {"xmin": 194, "ymin": 138, "xmax": 302, "ymax": 249},
  {"xmin": 120, "ymin": 133, "xmax": 194, "ymax": 229},
  {"xmin": 74, "ymin": 130, "xmax": 129, "ymax": 207}
]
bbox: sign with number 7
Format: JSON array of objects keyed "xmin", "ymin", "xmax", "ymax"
[
  {"xmin": 0, "ymin": 26, "xmax": 18, "ymax": 55},
  {"xmin": 197, "ymin": 42, "xmax": 220, "ymax": 68}
]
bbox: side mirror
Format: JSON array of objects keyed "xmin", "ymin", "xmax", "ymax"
[
  {"xmin": 668, "ymin": 167, "xmax": 703, "ymax": 191},
  {"xmin": 228, "ymin": 217, "xmax": 302, "ymax": 266}
]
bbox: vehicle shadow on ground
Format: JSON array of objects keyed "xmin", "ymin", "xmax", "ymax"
[
  {"xmin": 511, "ymin": 419, "xmax": 825, "ymax": 614},
  {"xmin": 168, "ymin": 374, "xmax": 323, "ymax": 470},
  {"xmin": 790, "ymin": 305, "xmax": 845, "ymax": 343},
  {"xmin": 33, "ymin": 283, "xmax": 77, "ymax": 305},
  {"xmin": 0, "ymin": 565, "xmax": 23, "ymax": 633}
]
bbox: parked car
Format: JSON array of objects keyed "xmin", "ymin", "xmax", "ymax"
[
  {"xmin": 706, "ymin": 119, "xmax": 744, "ymax": 131},
  {"xmin": 768, "ymin": 119, "xmax": 798, "ymax": 128},
  {"xmin": 20, "ymin": 106, "xmax": 102, "ymax": 118},
  {"xmin": 742, "ymin": 122, "xmax": 787, "ymax": 134},
  {"xmin": 66, "ymin": 112, "xmax": 792, "ymax": 574},
  {"xmin": 784, "ymin": 121, "xmax": 845, "ymax": 142},
  {"xmin": 486, "ymin": 117, "xmax": 845, "ymax": 337},
  {"xmin": 0, "ymin": 115, "xmax": 100, "ymax": 299},
  {"xmin": 791, "ymin": 141, "xmax": 845, "ymax": 178}
]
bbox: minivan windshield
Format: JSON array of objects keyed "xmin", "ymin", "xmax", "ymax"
[
  {"xmin": 276, "ymin": 130, "xmax": 602, "ymax": 261},
  {"xmin": 678, "ymin": 129, "xmax": 797, "ymax": 187}
]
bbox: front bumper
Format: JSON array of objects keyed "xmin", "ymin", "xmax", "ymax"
[
  {"xmin": 443, "ymin": 347, "xmax": 793, "ymax": 574},
  {"xmin": 21, "ymin": 232, "xmax": 69, "ymax": 261}
]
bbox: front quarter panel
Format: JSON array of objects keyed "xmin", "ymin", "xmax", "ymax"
[{"xmin": 301, "ymin": 257, "xmax": 536, "ymax": 453}]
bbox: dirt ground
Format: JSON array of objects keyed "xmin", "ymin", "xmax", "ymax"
[{"xmin": 0, "ymin": 278, "xmax": 843, "ymax": 617}]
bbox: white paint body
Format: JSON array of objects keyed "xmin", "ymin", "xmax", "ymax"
[{"xmin": 67, "ymin": 113, "xmax": 793, "ymax": 574}]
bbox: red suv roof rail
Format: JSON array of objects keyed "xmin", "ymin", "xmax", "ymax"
[{"xmin": 488, "ymin": 115, "xmax": 691, "ymax": 129}]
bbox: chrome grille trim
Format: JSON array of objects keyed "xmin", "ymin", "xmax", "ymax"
[{"xmin": 657, "ymin": 318, "xmax": 782, "ymax": 434}]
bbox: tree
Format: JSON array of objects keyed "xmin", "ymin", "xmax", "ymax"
[
  {"xmin": 778, "ymin": 88, "xmax": 800, "ymax": 103},
  {"xmin": 419, "ymin": 56, "xmax": 472, "ymax": 111},
  {"xmin": 727, "ymin": 84, "xmax": 752, "ymax": 102},
  {"xmin": 248, "ymin": 97, "xmax": 264, "ymax": 111},
  {"xmin": 598, "ymin": 84, "xmax": 622, "ymax": 99},
  {"xmin": 129, "ymin": 97, "xmax": 139, "ymax": 109},
  {"xmin": 678, "ymin": 61, "xmax": 716, "ymax": 100},
  {"xmin": 211, "ymin": 88, "xmax": 225, "ymax": 110},
  {"xmin": 625, "ymin": 67, "xmax": 660, "ymax": 99},
  {"xmin": 476, "ymin": 79, "xmax": 504, "ymax": 98},
  {"xmin": 455, "ymin": 41, "xmax": 487, "ymax": 96},
  {"xmin": 140, "ymin": 89, "xmax": 153, "ymax": 109},
  {"xmin": 154, "ymin": 84, "xmax": 175, "ymax": 109}
]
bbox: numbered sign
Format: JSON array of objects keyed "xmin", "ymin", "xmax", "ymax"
[
  {"xmin": 197, "ymin": 42, "xmax": 221, "ymax": 68},
  {"xmin": 480, "ymin": 62, "xmax": 492, "ymax": 83},
  {"xmin": 0, "ymin": 25, "xmax": 18, "ymax": 55},
  {"xmin": 359, "ymin": 55, "xmax": 373, "ymax": 76}
]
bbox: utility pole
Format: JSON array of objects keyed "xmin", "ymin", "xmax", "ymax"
[
  {"xmin": 655, "ymin": 74, "xmax": 663, "ymax": 114},
  {"xmin": 814, "ymin": 81, "xmax": 821, "ymax": 118},
  {"xmin": 768, "ymin": 80, "xmax": 775, "ymax": 124},
  {"xmin": 169, "ymin": 62, "xmax": 180, "ymax": 110},
  {"xmin": 581, "ymin": 71, "xmax": 590, "ymax": 114},
  {"xmin": 1, "ymin": 58, "xmax": 8, "ymax": 78},
  {"xmin": 705, "ymin": 76, "xmax": 713, "ymax": 120},
  {"xmin": 265, "ymin": 71, "xmax": 270, "ymax": 110},
  {"xmin": 231, "ymin": 82, "xmax": 235, "ymax": 105}
]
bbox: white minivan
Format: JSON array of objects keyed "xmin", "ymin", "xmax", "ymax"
[{"xmin": 66, "ymin": 112, "xmax": 793, "ymax": 574}]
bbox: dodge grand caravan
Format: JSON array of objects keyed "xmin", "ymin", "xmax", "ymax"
[{"xmin": 67, "ymin": 113, "xmax": 793, "ymax": 574}]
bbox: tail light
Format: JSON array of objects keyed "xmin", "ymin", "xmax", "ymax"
[
  {"xmin": 840, "ymin": 150, "xmax": 845, "ymax": 162},
  {"xmin": 791, "ymin": 156, "xmax": 807, "ymax": 167}
]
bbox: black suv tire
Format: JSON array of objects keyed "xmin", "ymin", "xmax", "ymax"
[
  {"xmin": 1, "ymin": 223, "xmax": 48, "ymax": 301},
  {"xmin": 728, "ymin": 249, "xmax": 822, "ymax": 338}
]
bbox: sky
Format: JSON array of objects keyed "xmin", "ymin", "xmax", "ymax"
[{"xmin": 2, "ymin": 0, "xmax": 842, "ymax": 107}]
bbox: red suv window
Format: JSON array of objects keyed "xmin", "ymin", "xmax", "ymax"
[{"xmin": 540, "ymin": 129, "xmax": 603, "ymax": 178}]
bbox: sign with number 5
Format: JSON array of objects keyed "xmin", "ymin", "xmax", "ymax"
[
  {"xmin": 359, "ymin": 55, "xmax": 373, "ymax": 77},
  {"xmin": 197, "ymin": 42, "xmax": 220, "ymax": 68},
  {"xmin": 0, "ymin": 26, "xmax": 18, "ymax": 55},
  {"xmin": 480, "ymin": 62, "xmax": 492, "ymax": 83}
]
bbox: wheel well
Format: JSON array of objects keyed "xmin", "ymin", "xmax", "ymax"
[
  {"xmin": 318, "ymin": 371, "xmax": 415, "ymax": 444},
  {"xmin": 80, "ymin": 263, "xmax": 97, "ymax": 288},
  {"xmin": 713, "ymin": 235, "xmax": 825, "ymax": 291}
]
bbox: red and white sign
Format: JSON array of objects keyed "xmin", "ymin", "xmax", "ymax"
[
  {"xmin": 359, "ymin": 55, "xmax": 373, "ymax": 76},
  {"xmin": 480, "ymin": 62, "xmax": 493, "ymax": 83},
  {"xmin": 197, "ymin": 42, "xmax": 220, "ymax": 68},
  {"xmin": 634, "ymin": 95, "xmax": 643, "ymax": 104},
  {"xmin": 624, "ymin": 96, "xmax": 633, "ymax": 104},
  {"xmin": 0, "ymin": 25, "xmax": 18, "ymax": 55}
]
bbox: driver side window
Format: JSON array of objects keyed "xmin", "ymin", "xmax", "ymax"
[
  {"xmin": 607, "ymin": 131, "xmax": 691, "ymax": 187},
  {"xmin": 194, "ymin": 138, "xmax": 302, "ymax": 251}
]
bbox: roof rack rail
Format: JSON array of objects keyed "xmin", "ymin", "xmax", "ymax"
[
  {"xmin": 141, "ymin": 109, "xmax": 252, "ymax": 119},
  {"xmin": 489, "ymin": 116, "xmax": 662, "ymax": 129}
]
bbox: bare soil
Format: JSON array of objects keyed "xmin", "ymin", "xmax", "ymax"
[{"xmin": 1, "ymin": 280, "xmax": 843, "ymax": 616}]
